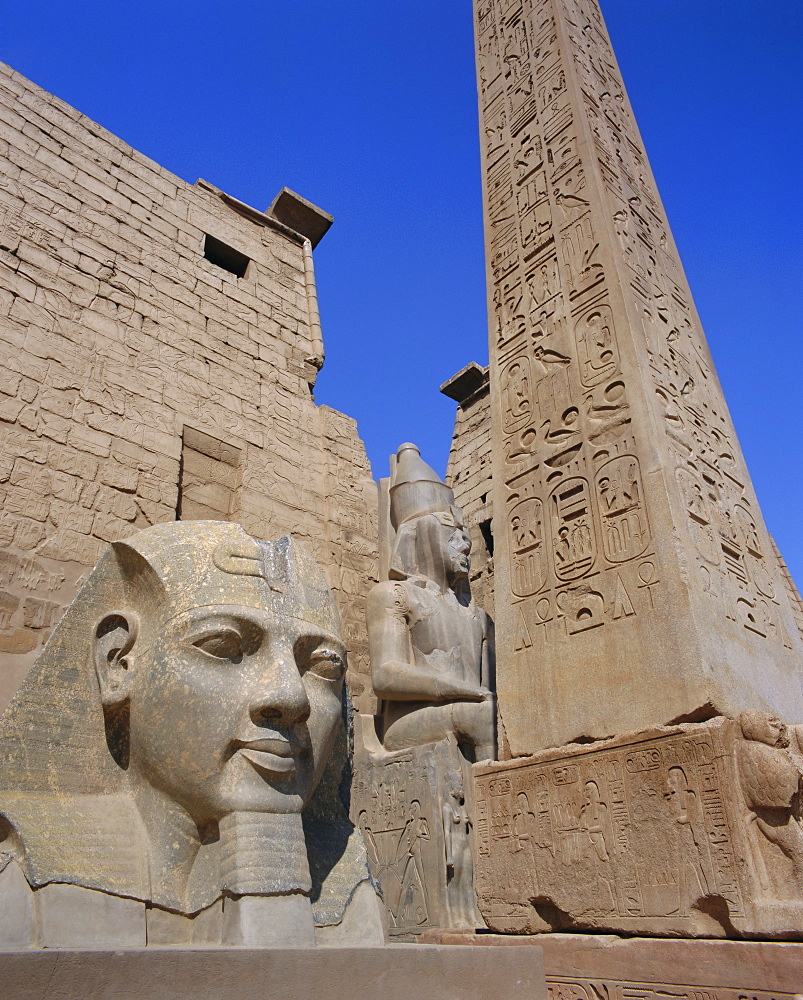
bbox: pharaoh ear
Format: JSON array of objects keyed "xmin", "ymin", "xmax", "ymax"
[{"xmin": 94, "ymin": 613, "xmax": 139, "ymax": 707}]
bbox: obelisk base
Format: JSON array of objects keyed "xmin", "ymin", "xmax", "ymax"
[
  {"xmin": 421, "ymin": 931, "xmax": 802, "ymax": 999},
  {"xmin": 0, "ymin": 946, "xmax": 546, "ymax": 1000}
]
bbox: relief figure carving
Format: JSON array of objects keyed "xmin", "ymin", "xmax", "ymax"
[
  {"xmin": 665, "ymin": 766, "xmax": 713, "ymax": 909},
  {"xmin": 551, "ymin": 477, "xmax": 597, "ymax": 580},
  {"xmin": 510, "ymin": 497, "xmax": 547, "ymax": 597},
  {"xmin": 443, "ymin": 774, "xmax": 482, "ymax": 927},
  {"xmin": 502, "ymin": 355, "xmax": 533, "ymax": 434},
  {"xmin": 395, "ymin": 799, "xmax": 431, "ymax": 927},
  {"xmin": 595, "ymin": 456, "xmax": 649, "ymax": 563},
  {"xmin": 575, "ymin": 304, "xmax": 619, "ymax": 387},
  {"xmin": 737, "ymin": 711, "xmax": 803, "ymax": 891}
]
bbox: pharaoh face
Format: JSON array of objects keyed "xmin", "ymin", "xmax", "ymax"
[
  {"xmin": 446, "ymin": 526, "xmax": 472, "ymax": 580},
  {"xmin": 125, "ymin": 603, "xmax": 346, "ymax": 826}
]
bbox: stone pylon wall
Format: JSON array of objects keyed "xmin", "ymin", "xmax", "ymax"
[
  {"xmin": 473, "ymin": 0, "xmax": 803, "ymax": 753},
  {"xmin": 0, "ymin": 63, "xmax": 377, "ymax": 711}
]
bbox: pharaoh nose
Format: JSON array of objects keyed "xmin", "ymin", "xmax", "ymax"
[{"xmin": 249, "ymin": 640, "xmax": 310, "ymax": 727}]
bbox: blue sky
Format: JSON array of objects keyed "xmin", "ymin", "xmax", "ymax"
[{"xmin": 3, "ymin": 1, "xmax": 801, "ymax": 581}]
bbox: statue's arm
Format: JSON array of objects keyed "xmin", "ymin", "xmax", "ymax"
[{"xmin": 367, "ymin": 583, "xmax": 488, "ymax": 702}]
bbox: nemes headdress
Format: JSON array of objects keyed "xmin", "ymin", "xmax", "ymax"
[{"xmin": 115, "ymin": 520, "xmax": 342, "ymax": 637}]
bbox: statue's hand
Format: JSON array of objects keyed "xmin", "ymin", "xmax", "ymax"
[{"xmin": 436, "ymin": 680, "xmax": 492, "ymax": 702}]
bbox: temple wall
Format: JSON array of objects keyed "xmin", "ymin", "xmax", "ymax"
[{"xmin": 0, "ymin": 63, "xmax": 377, "ymax": 711}]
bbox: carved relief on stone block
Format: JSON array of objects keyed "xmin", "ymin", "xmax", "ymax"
[
  {"xmin": 546, "ymin": 978, "xmax": 797, "ymax": 1000},
  {"xmin": 352, "ymin": 723, "xmax": 483, "ymax": 936},
  {"xmin": 550, "ymin": 477, "xmax": 596, "ymax": 581},
  {"xmin": 474, "ymin": 716, "xmax": 803, "ymax": 939},
  {"xmin": 595, "ymin": 456, "xmax": 648, "ymax": 564},
  {"xmin": 574, "ymin": 304, "xmax": 619, "ymax": 388},
  {"xmin": 502, "ymin": 355, "xmax": 534, "ymax": 434},
  {"xmin": 510, "ymin": 497, "xmax": 547, "ymax": 597}
]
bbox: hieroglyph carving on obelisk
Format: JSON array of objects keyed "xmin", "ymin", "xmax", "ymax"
[{"xmin": 474, "ymin": 0, "xmax": 803, "ymax": 753}]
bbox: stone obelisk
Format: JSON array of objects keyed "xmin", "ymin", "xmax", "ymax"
[{"xmin": 474, "ymin": 0, "xmax": 803, "ymax": 755}]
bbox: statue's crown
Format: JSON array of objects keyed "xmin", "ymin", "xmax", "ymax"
[{"xmin": 389, "ymin": 443, "xmax": 455, "ymax": 528}]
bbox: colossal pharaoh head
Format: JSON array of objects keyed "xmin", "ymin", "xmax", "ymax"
[{"xmin": 0, "ymin": 522, "xmax": 370, "ymax": 925}]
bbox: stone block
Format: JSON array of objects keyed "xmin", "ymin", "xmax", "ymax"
[
  {"xmin": 38, "ymin": 409, "xmax": 70, "ymax": 443},
  {"xmin": 47, "ymin": 443, "xmax": 99, "ymax": 480},
  {"xmin": 13, "ymin": 518, "xmax": 47, "ymax": 550},
  {"xmin": 49, "ymin": 469, "xmax": 81, "ymax": 503},
  {"xmin": 474, "ymin": 717, "xmax": 803, "ymax": 939},
  {"xmin": 3, "ymin": 490, "xmax": 49, "ymax": 522},
  {"xmin": 49, "ymin": 499, "xmax": 94, "ymax": 533},
  {"xmin": 353, "ymin": 725, "xmax": 477, "ymax": 936},
  {"xmin": 0, "ymin": 859, "xmax": 36, "ymax": 948},
  {"xmin": 421, "ymin": 931, "xmax": 802, "ymax": 998},
  {"xmin": 0, "ymin": 371, "xmax": 21, "ymax": 397},
  {"xmin": 93, "ymin": 484, "xmax": 138, "ymax": 521},
  {"xmin": 0, "ymin": 394, "xmax": 23, "ymax": 423},
  {"xmin": 37, "ymin": 883, "xmax": 146, "ymax": 949},
  {"xmin": 99, "ymin": 460, "xmax": 138, "ymax": 493},
  {"xmin": 0, "ymin": 946, "xmax": 545, "ymax": 1000},
  {"xmin": 0, "ymin": 590, "xmax": 19, "ymax": 629},
  {"xmin": 36, "ymin": 527, "xmax": 103, "ymax": 565},
  {"xmin": 92, "ymin": 509, "xmax": 135, "ymax": 542},
  {"xmin": 21, "ymin": 597, "xmax": 61, "ymax": 629},
  {"xmin": 68, "ymin": 422, "xmax": 111, "ymax": 458},
  {"xmin": 0, "ymin": 628, "xmax": 37, "ymax": 654},
  {"xmin": 145, "ymin": 900, "xmax": 224, "ymax": 947},
  {"xmin": 15, "ymin": 406, "xmax": 39, "ymax": 433}
]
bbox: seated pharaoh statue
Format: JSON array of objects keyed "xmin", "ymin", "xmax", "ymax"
[
  {"xmin": 367, "ymin": 443, "xmax": 496, "ymax": 762},
  {"xmin": 354, "ymin": 445, "xmax": 494, "ymax": 934},
  {"xmin": 0, "ymin": 521, "xmax": 384, "ymax": 949}
]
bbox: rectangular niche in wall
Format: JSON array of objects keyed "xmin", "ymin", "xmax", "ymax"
[
  {"xmin": 178, "ymin": 427, "xmax": 243, "ymax": 521},
  {"xmin": 203, "ymin": 234, "xmax": 250, "ymax": 278}
]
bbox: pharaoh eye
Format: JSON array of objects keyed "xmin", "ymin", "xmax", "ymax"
[
  {"xmin": 192, "ymin": 631, "xmax": 244, "ymax": 662},
  {"xmin": 308, "ymin": 648, "xmax": 345, "ymax": 681}
]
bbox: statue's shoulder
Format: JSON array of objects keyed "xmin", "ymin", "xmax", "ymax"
[
  {"xmin": 0, "ymin": 791, "xmax": 149, "ymax": 899},
  {"xmin": 368, "ymin": 578, "xmax": 412, "ymax": 610}
]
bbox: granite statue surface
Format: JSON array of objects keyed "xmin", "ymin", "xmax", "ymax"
[
  {"xmin": 354, "ymin": 444, "xmax": 493, "ymax": 934},
  {"xmin": 0, "ymin": 521, "xmax": 383, "ymax": 948}
]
